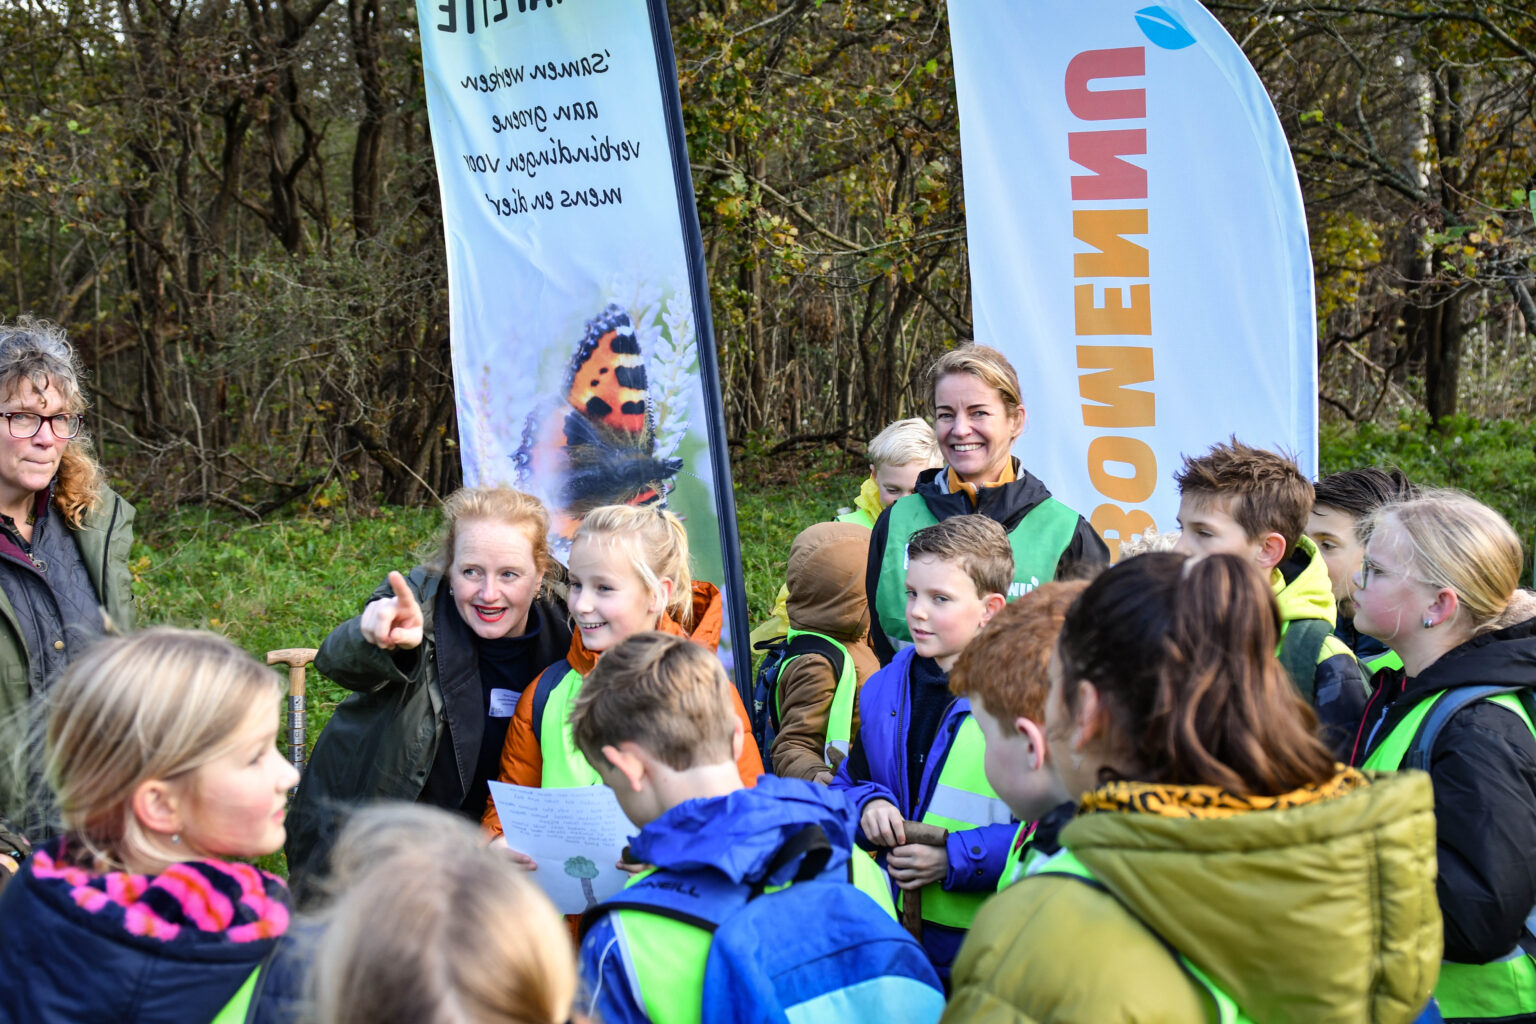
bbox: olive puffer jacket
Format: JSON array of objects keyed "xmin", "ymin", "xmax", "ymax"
[{"xmin": 944, "ymin": 769, "xmax": 1441, "ymax": 1023}]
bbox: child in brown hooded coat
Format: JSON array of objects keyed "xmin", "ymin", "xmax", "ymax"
[{"xmin": 769, "ymin": 521, "xmax": 882, "ymax": 783}]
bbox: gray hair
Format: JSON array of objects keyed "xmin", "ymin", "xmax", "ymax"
[{"xmin": 0, "ymin": 316, "xmax": 87, "ymax": 413}]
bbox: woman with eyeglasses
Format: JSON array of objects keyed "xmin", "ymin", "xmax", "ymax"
[
  {"xmin": 1350, "ymin": 490, "xmax": 1536, "ymax": 1024},
  {"xmin": 0, "ymin": 317, "xmax": 135, "ymax": 853}
]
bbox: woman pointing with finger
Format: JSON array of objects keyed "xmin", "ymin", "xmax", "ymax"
[{"xmin": 284, "ymin": 488, "xmax": 570, "ymax": 896}]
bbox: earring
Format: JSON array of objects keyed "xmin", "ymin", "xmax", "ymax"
[
  {"xmin": 170, "ymin": 833, "xmax": 180, "ymax": 845},
  {"xmin": 1423, "ymin": 618, "xmax": 1434, "ymax": 629}
]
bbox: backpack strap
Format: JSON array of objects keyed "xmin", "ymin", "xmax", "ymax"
[
  {"xmin": 747, "ymin": 824, "xmax": 834, "ymax": 899},
  {"xmin": 578, "ymin": 825, "xmax": 839, "ymax": 937},
  {"xmin": 1277, "ymin": 618, "xmax": 1331, "ymax": 704},
  {"xmin": 528, "ymin": 659, "xmax": 572, "ymax": 741},
  {"xmin": 1403, "ymin": 684, "xmax": 1530, "ymax": 772}
]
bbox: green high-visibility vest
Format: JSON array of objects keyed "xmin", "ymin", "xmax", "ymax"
[
  {"xmin": 1364, "ymin": 648, "xmax": 1404, "ymax": 675},
  {"xmin": 997, "ymin": 821, "xmax": 1040, "ymax": 892},
  {"xmin": 1363, "ymin": 688, "xmax": 1536, "ymax": 1021},
  {"xmin": 875, "ymin": 494, "xmax": 1079, "ymax": 648},
  {"xmin": 609, "ymin": 853, "xmax": 897, "ymax": 1024},
  {"xmin": 770, "ymin": 628, "xmax": 858, "ymax": 766},
  {"xmin": 210, "ymin": 967, "xmax": 260, "ymax": 1024},
  {"xmin": 836, "ymin": 507, "xmax": 876, "ymax": 529},
  {"xmin": 539, "ymin": 666, "xmax": 602, "ymax": 788},
  {"xmin": 1029, "ymin": 847, "xmax": 1253, "ymax": 1024},
  {"xmin": 897, "ymin": 714, "xmax": 1013, "ymax": 930}
]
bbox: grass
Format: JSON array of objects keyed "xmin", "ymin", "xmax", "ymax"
[{"xmin": 131, "ymin": 505, "xmax": 441, "ymax": 748}]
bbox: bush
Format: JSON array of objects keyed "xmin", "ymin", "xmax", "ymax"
[{"xmin": 1322, "ymin": 414, "xmax": 1536, "ymax": 583}]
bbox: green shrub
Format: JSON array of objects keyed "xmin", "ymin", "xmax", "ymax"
[{"xmin": 1321, "ymin": 413, "xmax": 1536, "ymax": 583}]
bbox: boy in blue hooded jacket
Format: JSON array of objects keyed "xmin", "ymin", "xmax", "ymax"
[
  {"xmin": 573, "ymin": 630, "xmax": 937, "ymax": 1024},
  {"xmin": 830, "ymin": 514, "xmax": 1018, "ymax": 979}
]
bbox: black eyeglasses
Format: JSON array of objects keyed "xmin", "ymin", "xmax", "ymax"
[{"xmin": 0, "ymin": 412, "xmax": 83, "ymax": 439}]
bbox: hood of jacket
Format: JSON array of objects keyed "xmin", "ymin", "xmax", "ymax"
[
  {"xmin": 0, "ymin": 840, "xmax": 288, "ymax": 1022},
  {"xmin": 567, "ymin": 579, "xmax": 722, "ymax": 675},
  {"xmin": 786, "ymin": 521, "xmax": 872, "ymax": 642},
  {"xmin": 851, "ymin": 476, "xmax": 882, "ymax": 526},
  {"xmin": 1272, "ymin": 534, "xmax": 1338, "ymax": 627},
  {"xmin": 630, "ymin": 776, "xmax": 860, "ymax": 887},
  {"xmin": 1063, "ymin": 769, "xmax": 1440, "ymax": 1023},
  {"xmin": 1399, "ymin": 590, "xmax": 1536, "ymax": 703},
  {"xmin": 913, "ymin": 458, "xmax": 1055, "ymax": 530}
]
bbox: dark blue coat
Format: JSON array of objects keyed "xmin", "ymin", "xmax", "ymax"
[{"xmin": 0, "ymin": 845, "xmax": 285, "ymax": 1024}]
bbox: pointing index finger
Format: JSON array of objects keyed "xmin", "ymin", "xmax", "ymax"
[{"xmin": 387, "ymin": 570, "xmax": 417, "ymax": 607}]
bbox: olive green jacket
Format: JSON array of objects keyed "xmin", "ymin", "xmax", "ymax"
[
  {"xmin": 0, "ymin": 485, "xmax": 137, "ymax": 823},
  {"xmin": 944, "ymin": 771, "xmax": 1441, "ymax": 1023}
]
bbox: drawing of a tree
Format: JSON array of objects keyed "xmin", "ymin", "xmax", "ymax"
[{"xmin": 564, "ymin": 855, "xmax": 600, "ymax": 909}]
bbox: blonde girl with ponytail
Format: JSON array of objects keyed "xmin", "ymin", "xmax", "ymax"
[
  {"xmin": 0, "ymin": 629, "xmax": 297, "ymax": 1023},
  {"xmin": 484, "ymin": 505, "xmax": 762, "ymax": 849}
]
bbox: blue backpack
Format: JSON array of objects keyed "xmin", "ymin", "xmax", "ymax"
[{"xmin": 587, "ymin": 824, "xmax": 944, "ymax": 1024}]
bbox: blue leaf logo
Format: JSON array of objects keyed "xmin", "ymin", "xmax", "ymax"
[{"xmin": 1135, "ymin": 6, "xmax": 1196, "ymax": 49}]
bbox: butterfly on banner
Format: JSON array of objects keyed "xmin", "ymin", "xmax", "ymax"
[{"xmin": 514, "ymin": 303, "xmax": 684, "ymax": 536}]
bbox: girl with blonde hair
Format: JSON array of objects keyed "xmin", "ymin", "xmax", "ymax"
[
  {"xmin": 485, "ymin": 504, "xmax": 762, "ymax": 846},
  {"xmin": 0, "ymin": 628, "xmax": 296, "ymax": 1023},
  {"xmin": 303, "ymin": 804, "xmax": 577, "ymax": 1024},
  {"xmin": 1350, "ymin": 490, "xmax": 1536, "ymax": 1023},
  {"xmin": 285, "ymin": 487, "xmax": 572, "ymax": 893}
]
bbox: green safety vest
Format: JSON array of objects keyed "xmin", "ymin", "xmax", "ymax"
[
  {"xmin": 1029, "ymin": 847, "xmax": 1253, "ymax": 1024},
  {"xmin": 771, "ymin": 628, "xmax": 858, "ymax": 766},
  {"xmin": 875, "ymin": 494, "xmax": 1080, "ymax": 647},
  {"xmin": 898, "ymin": 714, "xmax": 1013, "ymax": 930},
  {"xmin": 1362, "ymin": 688, "xmax": 1536, "ymax": 1021},
  {"xmin": 609, "ymin": 853, "xmax": 897, "ymax": 1024},
  {"xmin": 997, "ymin": 821, "xmax": 1039, "ymax": 892},
  {"xmin": 1364, "ymin": 648, "xmax": 1404, "ymax": 675},
  {"xmin": 210, "ymin": 967, "xmax": 259, "ymax": 1024},
  {"xmin": 539, "ymin": 666, "xmax": 603, "ymax": 788},
  {"xmin": 836, "ymin": 507, "xmax": 876, "ymax": 529}
]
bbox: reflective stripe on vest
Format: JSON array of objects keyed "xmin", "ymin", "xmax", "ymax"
[
  {"xmin": 539, "ymin": 667, "xmax": 602, "ymax": 788},
  {"xmin": 1363, "ymin": 689, "xmax": 1536, "ymax": 1021},
  {"xmin": 1029, "ymin": 848, "xmax": 1252, "ymax": 1024},
  {"xmin": 612, "ymin": 854, "xmax": 898, "ymax": 1024},
  {"xmin": 774, "ymin": 628, "xmax": 858, "ymax": 767},
  {"xmin": 898, "ymin": 714, "xmax": 1012, "ymax": 930},
  {"xmin": 876, "ymin": 494, "xmax": 1080, "ymax": 647},
  {"xmin": 210, "ymin": 966, "xmax": 260, "ymax": 1024}
]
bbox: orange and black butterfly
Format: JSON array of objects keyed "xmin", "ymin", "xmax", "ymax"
[{"xmin": 514, "ymin": 303, "xmax": 684, "ymax": 534}]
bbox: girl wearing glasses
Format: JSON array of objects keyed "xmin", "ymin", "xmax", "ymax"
[
  {"xmin": 1350, "ymin": 490, "xmax": 1536, "ymax": 1024},
  {"xmin": 0, "ymin": 317, "xmax": 135, "ymax": 853}
]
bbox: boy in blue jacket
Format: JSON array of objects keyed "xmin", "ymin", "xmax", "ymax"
[
  {"xmin": 574, "ymin": 631, "xmax": 935, "ymax": 1024},
  {"xmin": 830, "ymin": 514, "xmax": 1017, "ymax": 979}
]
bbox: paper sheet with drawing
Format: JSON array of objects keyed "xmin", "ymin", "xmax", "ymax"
[{"xmin": 488, "ymin": 780, "xmax": 635, "ymax": 914}]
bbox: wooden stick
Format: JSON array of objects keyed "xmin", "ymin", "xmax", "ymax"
[
  {"xmin": 266, "ymin": 648, "xmax": 318, "ymax": 795},
  {"xmin": 897, "ymin": 820, "xmax": 948, "ymax": 941}
]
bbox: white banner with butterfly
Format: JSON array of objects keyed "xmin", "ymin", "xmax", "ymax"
[
  {"xmin": 948, "ymin": 1, "xmax": 1317, "ymax": 559},
  {"xmin": 417, "ymin": 0, "xmax": 748, "ymax": 672}
]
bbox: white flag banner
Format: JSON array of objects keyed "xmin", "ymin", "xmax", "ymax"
[
  {"xmin": 948, "ymin": 1, "xmax": 1316, "ymax": 557},
  {"xmin": 416, "ymin": 0, "xmax": 749, "ymax": 679}
]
